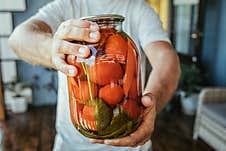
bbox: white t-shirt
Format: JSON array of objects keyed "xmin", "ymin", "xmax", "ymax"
[{"xmin": 32, "ymin": 0, "xmax": 170, "ymax": 151}]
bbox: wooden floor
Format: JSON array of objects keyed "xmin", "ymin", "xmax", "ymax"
[
  {"xmin": 152, "ymin": 110, "xmax": 215, "ymax": 151},
  {"xmin": 0, "ymin": 106, "xmax": 56, "ymax": 151},
  {"xmin": 0, "ymin": 106, "xmax": 215, "ymax": 151}
]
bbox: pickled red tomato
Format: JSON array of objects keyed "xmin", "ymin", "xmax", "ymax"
[
  {"xmin": 81, "ymin": 99, "xmax": 113, "ymax": 132},
  {"xmin": 74, "ymin": 81, "xmax": 98, "ymax": 103},
  {"xmin": 121, "ymin": 99, "xmax": 141, "ymax": 120},
  {"xmin": 128, "ymin": 77, "xmax": 138, "ymax": 100},
  {"xmin": 105, "ymin": 34, "xmax": 127, "ymax": 61},
  {"xmin": 88, "ymin": 61, "xmax": 123, "ymax": 85},
  {"xmin": 97, "ymin": 28, "xmax": 116, "ymax": 49},
  {"xmin": 82, "ymin": 105, "xmax": 97, "ymax": 131},
  {"xmin": 123, "ymin": 40, "xmax": 138, "ymax": 96},
  {"xmin": 70, "ymin": 100, "xmax": 84, "ymax": 125},
  {"xmin": 99, "ymin": 83, "xmax": 124, "ymax": 106}
]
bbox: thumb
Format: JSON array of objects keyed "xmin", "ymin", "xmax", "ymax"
[{"xmin": 141, "ymin": 93, "xmax": 156, "ymax": 108}]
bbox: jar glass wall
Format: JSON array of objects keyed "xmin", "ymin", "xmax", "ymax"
[{"xmin": 67, "ymin": 14, "xmax": 143, "ymax": 139}]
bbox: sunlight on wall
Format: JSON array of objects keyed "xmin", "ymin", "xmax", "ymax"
[{"xmin": 146, "ymin": 0, "xmax": 169, "ymax": 30}]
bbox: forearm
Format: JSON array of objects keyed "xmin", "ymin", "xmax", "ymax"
[
  {"xmin": 9, "ymin": 19, "xmax": 54, "ymax": 68},
  {"xmin": 144, "ymin": 41, "xmax": 180, "ymax": 112}
]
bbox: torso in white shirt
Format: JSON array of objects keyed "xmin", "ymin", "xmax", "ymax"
[{"xmin": 33, "ymin": 0, "xmax": 169, "ymax": 150}]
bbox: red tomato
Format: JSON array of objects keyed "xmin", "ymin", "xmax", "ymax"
[
  {"xmin": 123, "ymin": 40, "xmax": 137, "ymax": 96},
  {"xmin": 88, "ymin": 61, "xmax": 123, "ymax": 85},
  {"xmin": 99, "ymin": 83, "xmax": 124, "ymax": 106},
  {"xmin": 121, "ymin": 99, "xmax": 141, "ymax": 120},
  {"xmin": 74, "ymin": 81, "xmax": 98, "ymax": 103},
  {"xmin": 105, "ymin": 34, "xmax": 127, "ymax": 61}
]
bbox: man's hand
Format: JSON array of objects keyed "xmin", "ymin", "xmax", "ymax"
[
  {"xmin": 51, "ymin": 19, "xmax": 100, "ymax": 76},
  {"xmin": 90, "ymin": 93, "xmax": 156, "ymax": 147}
]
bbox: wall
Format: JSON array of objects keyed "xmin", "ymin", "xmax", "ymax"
[
  {"xmin": 146, "ymin": 0, "xmax": 169, "ymax": 30},
  {"xmin": 0, "ymin": 0, "xmax": 28, "ymax": 118},
  {"xmin": 13, "ymin": 0, "xmax": 51, "ymax": 25},
  {"xmin": 201, "ymin": 0, "xmax": 226, "ymax": 86},
  {"xmin": 13, "ymin": 0, "xmax": 58, "ymax": 106}
]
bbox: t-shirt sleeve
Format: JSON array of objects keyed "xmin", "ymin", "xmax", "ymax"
[
  {"xmin": 137, "ymin": 2, "xmax": 171, "ymax": 48},
  {"xmin": 30, "ymin": 0, "xmax": 71, "ymax": 32}
]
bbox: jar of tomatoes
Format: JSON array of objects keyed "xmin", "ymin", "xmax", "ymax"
[{"xmin": 67, "ymin": 14, "xmax": 143, "ymax": 139}]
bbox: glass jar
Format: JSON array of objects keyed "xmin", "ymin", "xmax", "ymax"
[{"xmin": 67, "ymin": 14, "xmax": 143, "ymax": 139}]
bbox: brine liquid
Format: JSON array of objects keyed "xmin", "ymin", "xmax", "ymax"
[{"xmin": 67, "ymin": 28, "xmax": 143, "ymax": 139}]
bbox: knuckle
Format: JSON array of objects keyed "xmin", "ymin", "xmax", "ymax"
[
  {"xmin": 78, "ymin": 19, "xmax": 91, "ymax": 27},
  {"xmin": 80, "ymin": 28, "xmax": 90, "ymax": 40},
  {"xmin": 63, "ymin": 27, "xmax": 72, "ymax": 39},
  {"xmin": 57, "ymin": 21, "xmax": 72, "ymax": 39}
]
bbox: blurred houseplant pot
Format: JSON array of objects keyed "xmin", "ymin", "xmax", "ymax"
[
  {"xmin": 179, "ymin": 63, "xmax": 203, "ymax": 115},
  {"xmin": 4, "ymin": 82, "xmax": 32, "ymax": 113},
  {"xmin": 180, "ymin": 91, "xmax": 198, "ymax": 115},
  {"xmin": 11, "ymin": 95, "xmax": 28, "ymax": 113}
]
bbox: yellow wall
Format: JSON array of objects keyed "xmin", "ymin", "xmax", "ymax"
[{"xmin": 146, "ymin": 0, "xmax": 169, "ymax": 30}]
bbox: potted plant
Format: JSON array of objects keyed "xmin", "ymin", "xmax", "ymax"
[
  {"xmin": 4, "ymin": 81, "xmax": 32, "ymax": 113},
  {"xmin": 178, "ymin": 63, "xmax": 203, "ymax": 115}
]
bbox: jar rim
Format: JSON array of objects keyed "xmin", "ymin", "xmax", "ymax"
[{"xmin": 81, "ymin": 14, "xmax": 125, "ymax": 23}]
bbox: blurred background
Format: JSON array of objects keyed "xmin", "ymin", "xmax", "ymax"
[{"xmin": 0, "ymin": 0, "xmax": 225, "ymax": 151}]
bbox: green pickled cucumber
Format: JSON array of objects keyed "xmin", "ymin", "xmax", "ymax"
[
  {"xmin": 94, "ymin": 99, "xmax": 113, "ymax": 130},
  {"xmin": 76, "ymin": 105, "xmax": 141, "ymax": 139}
]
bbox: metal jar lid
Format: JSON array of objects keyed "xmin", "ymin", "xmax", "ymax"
[{"xmin": 81, "ymin": 14, "xmax": 125, "ymax": 23}]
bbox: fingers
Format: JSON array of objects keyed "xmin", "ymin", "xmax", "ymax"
[
  {"xmin": 55, "ymin": 19, "xmax": 100, "ymax": 43},
  {"xmin": 52, "ymin": 55, "xmax": 78, "ymax": 76},
  {"xmin": 137, "ymin": 137, "xmax": 150, "ymax": 146},
  {"xmin": 101, "ymin": 125, "xmax": 152, "ymax": 147},
  {"xmin": 51, "ymin": 19, "xmax": 100, "ymax": 75},
  {"xmin": 52, "ymin": 39, "xmax": 90, "ymax": 58},
  {"xmin": 91, "ymin": 131, "xmax": 150, "ymax": 147},
  {"xmin": 90, "ymin": 139, "xmax": 104, "ymax": 144}
]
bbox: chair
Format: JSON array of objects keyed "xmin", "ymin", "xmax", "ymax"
[{"xmin": 193, "ymin": 88, "xmax": 226, "ymax": 151}]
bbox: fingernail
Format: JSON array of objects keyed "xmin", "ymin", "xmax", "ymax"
[
  {"xmin": 90, "ymin": 24, "xmax": 99, "ymax": 31},
  {"xmin": 143, "ymin": 96, "xmax": 150, "ymax": 101},
  {"xmin": 89, "ymin": 31, "xmax": 99, "ymax": 39},
  {"xmin": 78, "ymin": 46, "xmax": 88, "ymax": 55},
  {"xmin": 68, "ymin": 55, "xmax": 76, "ymax": 60},
  {"xmin": 142, "ymin": 95, "xmax": 154, "ymax": 107}
]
